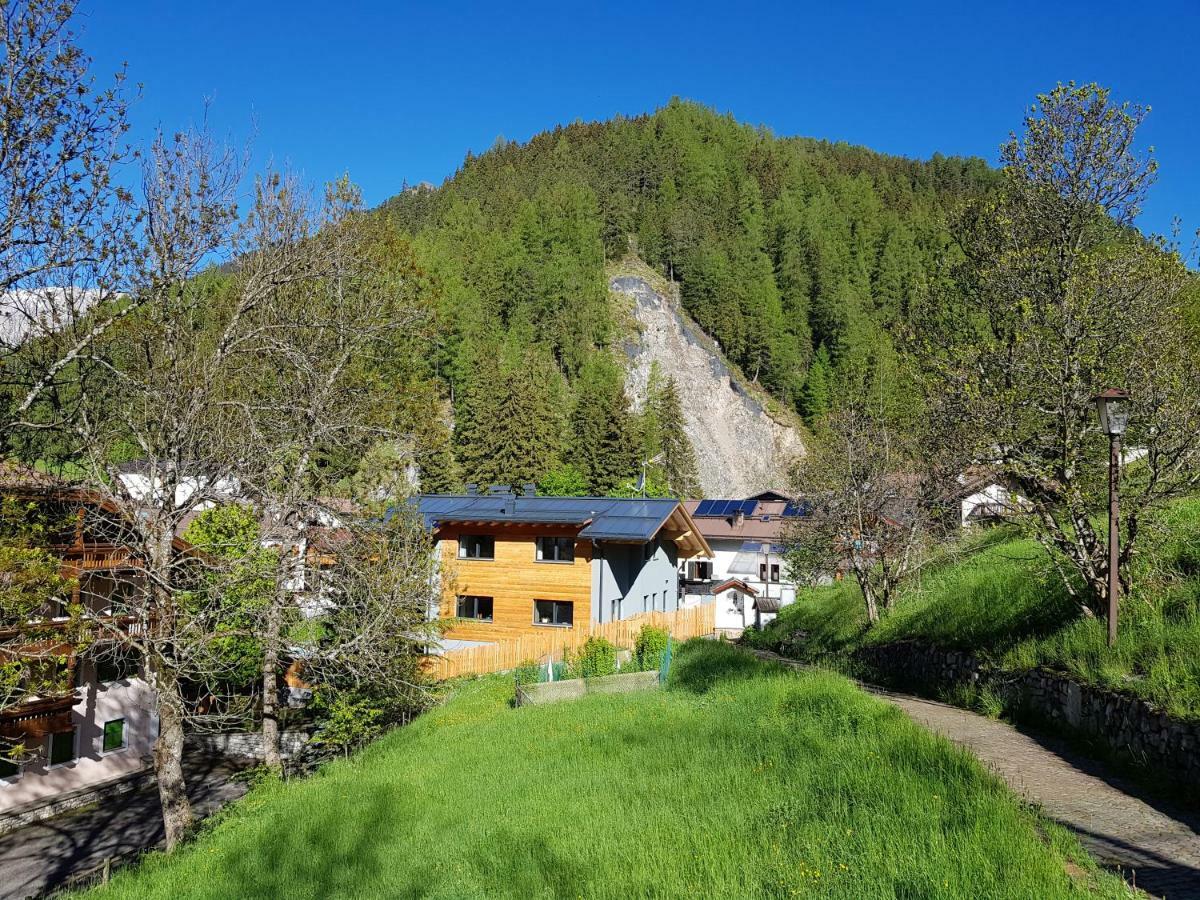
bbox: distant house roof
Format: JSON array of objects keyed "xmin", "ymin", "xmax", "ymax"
[
  {"xmin": 414, "ymin": 493, "xmax": 711, "ymax": 557},
  {"xmin": 746, "ymin": 489, "xmax": 794, "ymax": 503},
  {"xmin": 683, "ymin": 497, "xmax": 806, "ymax": 542}
]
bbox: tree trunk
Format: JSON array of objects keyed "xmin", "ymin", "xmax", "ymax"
[
  {"xmin": 261, "ymin": 594, "xmax": 284, "ymax": 773},
  {"xmin": 149, "ymin": 657, "xmax": 194, "ymax": 851}
]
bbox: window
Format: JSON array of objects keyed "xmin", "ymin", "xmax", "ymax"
[
  {"xmin": 536, "ymin": 536, "xmax": 574, "ymax": 563},
  {"xmin": 0, "ymin": 756, "xmax": 19, "ymax": 779},
  {"xmin": 456, "ymin": 595, "xmax": 494, "ymax": 621},
  {"xmin": 687, "ymin": 561, "xmax": 713, "ymax": 581},
  {"xmin": 770, "ymin": 564, "xmax": 781, "ymax": 583},
  {"xmin": 458, "ymin": 535, "xmax": 495, "ymax": 560},
  {"xmin": 102, "ymin": 719, "xmax": 126, "ymax": 753},
  {"xmin": 96, "ymin": 646, "xmax": 139, "ymax": 684},
  {"xmin": 48, "ymin": 729, "xmax": 76, "ymax": 766},
  {"xmin": 610, "ymin": 596, "xmax": 622, "ymax": 621},
  {"xmin": 533, "ymin": 600, "xmax": 573, "ymax": 627},
  {"xmin": 759, "ymin": 562, "xmax": 768, "ymax": 582}
]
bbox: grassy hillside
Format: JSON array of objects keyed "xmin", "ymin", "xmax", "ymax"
[
  {"xmin": 747, "ymin": 498, "xmax": 1200, "ymax": 719},
  {"xmin": 93, "ymin": 643, "xmax": 1129, "ymax": 899}
]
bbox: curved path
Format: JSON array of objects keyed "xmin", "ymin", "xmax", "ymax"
[{"xmin": 749, "ymin": 649, "xmax": 1200, "ymax": 899}]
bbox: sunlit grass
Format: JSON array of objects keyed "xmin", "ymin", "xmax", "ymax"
[
  {"xmin": 749, "ymin": 497, "xmax": 1200, "ymax": 718},
  {"xmin": 91, "ymin": 642, "xmax": 1129, "ymax": 899}
]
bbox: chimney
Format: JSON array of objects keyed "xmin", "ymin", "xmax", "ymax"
[
  {"xmin": 504, "ymin": 493, "xmax": 516, "ymax": 516},
  {"xmin": 522, "ymin": 482, "xmax": 537, "ymax": 497},
  {"xmin": 733, "ymin": 509, "xmax": 745, "ymax": 526}
]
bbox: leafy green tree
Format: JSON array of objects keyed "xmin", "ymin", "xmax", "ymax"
[
  {"xmin": 538, "ymin": 463, "xmax": 589, "ymax": 496},
  {"xmin": 925, "ymin": 82, "xmax": 1200, "ymax": 616}
]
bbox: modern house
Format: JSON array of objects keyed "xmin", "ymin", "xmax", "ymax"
[
  {"xmin": 0, "ymin": 463, "xmax": 183, "ymax": 819},
  {"xmin": 680, "ymin": 491, "xmax": 805, "ymax": 635},
  {"xmin": 415, "ymin": 488, "xmax": 712, "ymax": 648}
]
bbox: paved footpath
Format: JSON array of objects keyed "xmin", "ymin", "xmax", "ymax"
[
  {"xmin": 0, "ymin": 752, "xmax": 251, "ymax": 899},
  {"xmin": 750, "ymin": 649, "xmax": 1200, "ymax": 899}
]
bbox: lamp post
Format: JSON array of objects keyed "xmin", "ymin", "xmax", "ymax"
[{"xmin": 1093, "ymin": 388, "xmax": 1131, "ymax": 648}]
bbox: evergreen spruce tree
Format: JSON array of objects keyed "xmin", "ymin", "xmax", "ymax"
[
  {"xmin": 569, "ymin": 358, "xmax": 637, "ymax": 494},
  {"xmin": 652, "ymin": 376, "xmax": 701, "ymax": 498},
  {"xmin": 800, "ymin": 344, "xmax": 834, "ymax": 422}
]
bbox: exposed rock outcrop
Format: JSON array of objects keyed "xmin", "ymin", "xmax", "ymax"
[{"xmin": 611, "ymin": 272, "xmax": 804, "ymax": 497}]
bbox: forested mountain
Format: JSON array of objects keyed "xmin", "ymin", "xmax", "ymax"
[{"xmin": 381, "ymin": 100, "xmax": 998, "ymax": 495}]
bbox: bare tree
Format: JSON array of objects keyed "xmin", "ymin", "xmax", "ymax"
[
  {"xmin": 924, "ymin": 83, "xmax": 1200, "ymax": 615},
  {"xmin": 0, "ymin": 0, "xmax": 139, "ymax": 433},
  {"xmin": 787, "ymin": 400, "xmax": 955, "ymax": 624},
  {"xmin": 57, "ymin": 127, "xmax": 312, "ymax": 850},
  {"xmin": 237, "ymin": 177, "xmax": 433, "ymax": 770}
]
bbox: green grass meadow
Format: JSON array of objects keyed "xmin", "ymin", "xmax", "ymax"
[
  {"xmin": 92, "ymin": 642, "xmax": 1130, "ymax": 899},
  {"xmin": 748, "ymin": 497, "xmax": 1200, "ymax": 719}
]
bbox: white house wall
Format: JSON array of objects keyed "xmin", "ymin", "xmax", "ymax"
[{"xmin": 0, "ymin": 661, "xmax": 158, "ymax": 813}]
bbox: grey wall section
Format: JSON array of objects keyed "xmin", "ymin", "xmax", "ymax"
[{"xmin": 591, "ymin": 538, "xmax": 680, "ymax": 624}]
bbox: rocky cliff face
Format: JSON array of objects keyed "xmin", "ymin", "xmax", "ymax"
[{"xmin": 612, "ymin": 273, "xmax": 805, "ymax": 497}]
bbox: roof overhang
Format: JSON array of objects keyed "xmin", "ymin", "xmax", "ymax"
[{"xmin": 657, "ymin": 502, "xmax": 713, "ymax": 559}]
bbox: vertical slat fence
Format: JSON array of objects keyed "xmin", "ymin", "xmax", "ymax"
[{"xmin": 425, "ymin": 604, "xmax": 714, "ymax": 680}]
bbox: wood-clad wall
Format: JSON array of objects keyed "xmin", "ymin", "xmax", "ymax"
[{"xmin": 437, "ymin": 524, "xmax": 593, "ymax": 640}]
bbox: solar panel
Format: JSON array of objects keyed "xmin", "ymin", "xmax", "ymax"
[
  {"xmin": 740, "ymin": 499, "xmax": 757, "ymax": 516},
  {"xmin": 782, "ymin": 501, "xmax": 805, "ymax": 517},
  {"xmin": 694, "ymin": 499, "xmax": 716, "ymax": 516}
]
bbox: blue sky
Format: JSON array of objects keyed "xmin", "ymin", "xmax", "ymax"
[{"xmin": 80, "ymin": 1, "xmax": 1199, "ymax": 240}]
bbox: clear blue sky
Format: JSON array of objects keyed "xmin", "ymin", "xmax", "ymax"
[{"xmin": 79, "ymin": 0, "xmax": 1200, "ymax": 240}]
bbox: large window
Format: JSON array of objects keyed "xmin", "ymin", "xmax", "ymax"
[
  {"xmin": 48, "ymin": 729, "xmax": 76, "ymax": 766},
  {"xmin": 533, "ymin": 600, "xmax": 573, "ymax": 627},
  {"xmin": 770, "ymin": 563, "xmax": 781, "ymax": 583},
  {"xmin": 687, "ymin": 561, "xmax": 713, "ymax": 581},
  {"xmin": 458, "ymin": 535, "xmax": 495, "ymax": 560},
  {"xmin": 456, "ymin": 595, "xmax": 494, "ymax": 621},
  {"xmin": 535, "ymin": 536, "xmax": 574, "ymax": 563},
  {"xmin": 102, "ymin": 719, "xmax": 126, "ymax": 753}
]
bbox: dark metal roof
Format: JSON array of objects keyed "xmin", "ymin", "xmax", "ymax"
[{"xmin": 414, "ymin": 494, "xmax": 680, "ymax": 543}]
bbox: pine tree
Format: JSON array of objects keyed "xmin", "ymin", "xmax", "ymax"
[
  {"xmin": 801, "ymin": 344, "xmax": 833, "ymax": 422},
  {"xmin": 569, "ymin": 358, "xmax": 637, "ymax": 494},
  {"xmin": 652, "ymin": 376, "xmax": 701, "ymax": 498}
]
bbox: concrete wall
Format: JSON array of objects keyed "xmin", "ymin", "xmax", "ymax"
[
  {"xmin": 516, "ymin": 670, "xmax": 661, "ymax": 706},
  {"xmin": 591, "ymin": 538, "xmax": 679, "ymax": 624},
  {"xmin": 0, "ymin": 659, "xmax": 157, "ymax": 814}
]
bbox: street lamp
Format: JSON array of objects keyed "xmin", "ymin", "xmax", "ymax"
[{"xmin": 1093, "ymin": 388, "xmax": 1130, "ymax": 648}]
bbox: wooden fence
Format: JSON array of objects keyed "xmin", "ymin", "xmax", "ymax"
[{"xmin": 425, "ymin": 603, "xmax": 715, "ymax": 680}]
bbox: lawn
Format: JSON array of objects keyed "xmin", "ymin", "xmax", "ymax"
[
  {"xmin": 746, "ymin": 497, "xmax": 1200, "ymax": 719},
  {"xmin": 92, "ymin": 642, "xmax": 1130, "ymax": 899}
]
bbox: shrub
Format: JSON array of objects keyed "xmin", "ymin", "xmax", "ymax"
[
  {"xmin": 566, "ymin": 637, "xmax": 617, "ymax": 679},
  {"xmin": 634, "ymin": 625, "xmax": 669, "ymax": 671},
  {"xmin": 513, "ymin": 660, "xmax": 542, "ymax": 685}
]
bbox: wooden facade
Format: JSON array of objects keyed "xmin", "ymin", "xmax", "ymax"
[{"xmin": 436, "ymin": 523, "xmax": 594, "ymax": 640}]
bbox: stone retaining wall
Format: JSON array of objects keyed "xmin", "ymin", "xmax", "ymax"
[
  {"xmin": 855, "ymin": 641, "xmax": 1200, "ymax": 788},
  {"xmin": 184, "ymin": 730, "xmax": 310, "ymax": 760}
]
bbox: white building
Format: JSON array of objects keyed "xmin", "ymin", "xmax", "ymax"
[{"xmin": 679, "ymin": 491, "xmax": 802, "ymax": 636}]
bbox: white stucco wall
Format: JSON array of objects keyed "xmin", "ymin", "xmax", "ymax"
[{"xmin": 0, "ymin": 660, "xmax": 157, "ymax": 813}]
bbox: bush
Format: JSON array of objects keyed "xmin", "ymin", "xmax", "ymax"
[
  {"xmin": 633, "ymin": 625, "xmax": 669, "ymax": 671},
  {"xmin": 566, "ymin": 637, "xmax": 617, "ymax": 679},
  {"xmin": 513, "ymin": 659, "xmax": 542, "ymax": 685}
]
